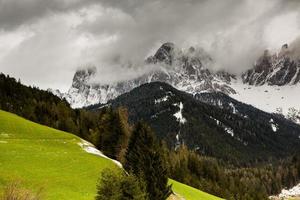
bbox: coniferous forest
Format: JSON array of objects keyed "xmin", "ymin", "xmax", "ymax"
[{"xmin": 1, "ymin": 73, "xmax": 300, "ymax": 200}]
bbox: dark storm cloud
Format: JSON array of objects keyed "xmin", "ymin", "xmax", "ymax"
[
  {"xmin": 0, "ymin": 0, "xmax": 299, "ymax": 90},
  {"xmin": 79, "ymin": 0, "xmax": 300, "ymax": 75},
  {"xmin": 0, "ymin": 0, "xmax": 98, "ymax": 30}
]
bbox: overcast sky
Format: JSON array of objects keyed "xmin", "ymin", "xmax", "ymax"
[{"xmin": 0, "ymin": 0, "xmax": 299, "ymax": 92}]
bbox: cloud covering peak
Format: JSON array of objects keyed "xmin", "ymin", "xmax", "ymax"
[{"xmin": 0, "ymin": 0, "xmax": 299, "ymax": 91}]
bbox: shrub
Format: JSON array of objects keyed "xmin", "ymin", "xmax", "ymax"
[
  {"xmin": 96, "ymin": 168, "xmax": 148, "ymax": 200},
  {"xmin": 1, "ymin": 181, "xmax": 44, "ymax": 200}
]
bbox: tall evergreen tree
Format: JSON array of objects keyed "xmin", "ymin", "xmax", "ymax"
[
  {"xmin": 98, "ymin": 107, "xmax": 131, "ymax": 160},
  {"xmin": 124, "ymin": 122, "xmax": 172, "ymax": 200}
]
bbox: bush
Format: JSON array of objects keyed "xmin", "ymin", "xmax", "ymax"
[
  {"xmin": 1, "ymin": 181, "xmax": 43, "ymax": 200},
  {"xmin": 96, "ymin": 168, "xmax": 148, "ymax": 200}
]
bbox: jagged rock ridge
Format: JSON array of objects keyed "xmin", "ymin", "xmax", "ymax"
[{"xmin": 242, "ymin": 44, "xmax": 300, "ymax": 86}]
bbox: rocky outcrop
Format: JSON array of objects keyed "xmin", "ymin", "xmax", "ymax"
[{"xmin": 242, "ymin": 44, "xmax": 300, "ymax": 86}]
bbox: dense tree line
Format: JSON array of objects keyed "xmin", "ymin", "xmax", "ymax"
[{"xmin": 162, "ymin": 145, "xmax": 300, "ymax": 200}]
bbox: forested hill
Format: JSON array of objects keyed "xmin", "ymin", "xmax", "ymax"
[
  {"xmin": 0, "ymin": 73, "xmax": 113, "ymax": 152},
  {"xmin": 88, "ymin": 81, "xmax": 300, "ymax": 163}
]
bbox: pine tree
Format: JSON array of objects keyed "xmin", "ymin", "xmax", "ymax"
[
  {"xmin": 124, "ymin": 122, "xmax": 172, "ymax": 200},
  {"xmin": 99, "ymin": 108, "xmax": 131, "ymax": 160}
]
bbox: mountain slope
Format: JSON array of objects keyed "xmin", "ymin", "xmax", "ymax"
[
  {"xmin": 242, "ymin": 44, "xmax": 300, "ymax": 86},
  {"xmin": 236, "ymin": 44, "xmax": 300, "ymax": 122},
  {"xmin": 88, "ymin": 82, "xmax": 300, "ymax": 162},
  {"xmin": 0, "ymin": 109, "xmax": 117, "ymax": 200},
  {"xmin": 0, "ymin": 109, "xmax": 221, "ymax": 200}
]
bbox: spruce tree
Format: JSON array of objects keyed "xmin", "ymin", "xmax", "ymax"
[
  {"xmin": 124, "ymin": 122, "xmax": 172, "ymax": 200},
  {"xmin": 98, "ymin": 107, "xmax": 130, "ymax": 160}
]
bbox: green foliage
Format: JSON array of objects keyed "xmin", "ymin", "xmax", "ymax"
[
  {"xmin": 165, "ymin": 145, "xmax": 300, "ymax": 200},
  {"xmin": 125, "ymin": 122, "xmax": 172, "ymax": 200},
  {"xmin": 97, "ymin": 107, "xmax": 131, "ymax": 160},
  {"xmin": 96, "ymin": 168, "xmax": 148, "ymax": 200}
]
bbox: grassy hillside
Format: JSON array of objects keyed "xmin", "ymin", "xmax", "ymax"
[
  {"xmin": 0, "ymin": 110, "xmax": 222, "ymax": 200},
  {"xmin": 169, "ymin": 180, "xmax": 222, "ymax": 200}
]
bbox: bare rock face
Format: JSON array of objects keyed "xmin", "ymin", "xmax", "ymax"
[
  {"xmin": 60, "ymin": 42, "xmax": 237, "ymax": 108},
  {"xmin": 242, "ymin": 44, "xmax": 300, "ymax": 86}
]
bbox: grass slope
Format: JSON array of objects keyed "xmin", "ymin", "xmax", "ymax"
[
  {"xmin": 0, "ymin": 110, "xmax": 222, "ymax": 200},
  {"xmin": 169, "ymin": 180, "xmax": 222, "ymax": 200}
]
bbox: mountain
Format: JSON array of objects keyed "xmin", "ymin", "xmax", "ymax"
[
  {"xmin": 60, "ymin": 42, "xmax": 236, "ymax": 108},
  {"xmin": 231, "ymin": 44, "xmax": 300, "ymax": 123},
  {"xmin": 51, "ymin": 42, "xmax": 300, "ymax": 124},
  {"xmin": 87, "ymin": 82, "xmax": 300, "ymax": 163},
  {"xmin": 242, "ymin": 44, "xmax": 300, "ymax": 86}
]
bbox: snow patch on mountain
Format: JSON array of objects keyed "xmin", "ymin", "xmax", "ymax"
[
  {"xmin": 270, "ymin": 119, "xmax": 278, "ymax": 132},
  {"xmin": 173, "ymin": 102, "xmax": 187, "ymax": 124},
  {"xmin": 224, "ymin": 126, "xmax": 234, "ymax": 137},
  {"xmin": 229, "ymin": 102, "xmax": 237, "ymax": 114},
  {"xmin": 155, "ymin": 95, "xmax": 169, "ymax": 104},
  {"xmin": 230, "ymin": 79, "xmax": 300, "ymax": 124}
]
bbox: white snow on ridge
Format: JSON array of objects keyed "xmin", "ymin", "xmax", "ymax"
[
  {"xmin": 173, "ymin": 102, "xmax": 187, "ymax": 124},
  {"xmin": 78, "ymin": 140, "xmax": 122, "ymax": 168}
]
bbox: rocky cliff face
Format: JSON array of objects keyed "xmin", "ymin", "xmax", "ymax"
[{"xmin": 242, "ymin": 44, "xmax": 300, "ymax": 86}]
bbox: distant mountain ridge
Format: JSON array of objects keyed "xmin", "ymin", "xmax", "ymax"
[
  {"xmin": 51, "ymin": 42, "xmax": 300, "ymax": 124},
  {"xmin": 242, "ymin": 44, "xmax": 300, "ymax": 86}
]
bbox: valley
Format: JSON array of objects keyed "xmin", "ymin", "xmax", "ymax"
[{"xmin": 0, "ymin": 109, "xmax": 221, "ymax": 200}]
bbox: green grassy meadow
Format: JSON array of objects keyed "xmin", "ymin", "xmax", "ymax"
[
  {"xmin": 0, "ymin": 110, "xmax": 222, "ymax": 200},
  {"xmin": 170, "ymin": 180, "xmax": 222, "ymax": 200}
]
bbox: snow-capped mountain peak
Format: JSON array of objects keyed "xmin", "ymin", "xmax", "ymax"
[
  {"xmin": 57, "ymin": 43, "xmax": 237, "ymax": 108},
  {"xmin": 242, "ymin": 44, "xmax": 300, "ymax": 86},
  {"xmin": 49, "ymin": 42, "xmax": 300, "ymax": 125}
]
